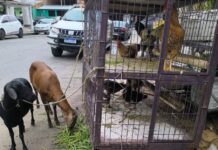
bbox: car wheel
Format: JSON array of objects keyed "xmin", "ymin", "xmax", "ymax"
[
  {"xmin": 0, "ymin": 29, "xmax": 5, "ymax": 40},
  {"xmin": 51, "ymin": 47, "xmax": 63, "ymax": 57},
  {"xmin": 18, "ymin": 28, "xmax": 23, "ymax": 38},
  {"xmin": 34, "ymin": 31, "xmax": 39, "ymax": 35}
]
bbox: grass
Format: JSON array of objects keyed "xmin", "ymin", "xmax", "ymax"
[{"xmin": 56, "ymin": 116, "xmax": 92, "ymax": 150}]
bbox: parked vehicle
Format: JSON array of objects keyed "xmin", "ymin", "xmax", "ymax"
[
  {"xmin": 0, "ymin": 14, "xmax": 23, "ymax": 40},
  {"xmin": 47, "ymin": 7, "xmax": 84, "ymax": 57},
  {"xmin": 34, "ymin": 18, "xmax": 55, "ymax": 34},
  {"xmin": 112, "ymin": 20, "xmax": 131, "ymax": 41},
  {"xmin": 48, "ymin": 5, "xmax": 112, "ymax": 57},
  {"xmin": 16, "ymin": 16, "xmax": 23, "ymax": 25},
  {"xmin": 33, "ymin": 16, "xmax": 46, "ymax": 26}
]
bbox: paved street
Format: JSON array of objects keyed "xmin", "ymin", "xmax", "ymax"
[{"xmin": 0, "ymin": 34, "xmax": 83, "ymax": 150}]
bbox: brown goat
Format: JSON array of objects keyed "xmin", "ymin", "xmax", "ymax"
[{"xmin": 29, "ymin": 61, "xmax": 77, "ymax": 129}]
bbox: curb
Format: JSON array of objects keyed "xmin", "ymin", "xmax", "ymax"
[{"xmin": 24, "ymin": 32, "xmax": 35, "ymax": 36}]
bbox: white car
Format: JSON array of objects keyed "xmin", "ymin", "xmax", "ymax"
[
  {"xmin": 0, "ymin": 15, "xmax": 23, "ymax": 40},
  {"xmin": 48, "ymin": 5, "xmax": 112, "ymax": 57},
  {"xmin": 34, "ymin": 18, "xmax": 55, "ymax": 34},
  {"xmin": 48, "ymin": 7, "xmax": 85, "ymax": 57}
]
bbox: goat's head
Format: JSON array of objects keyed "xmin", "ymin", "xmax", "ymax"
[
  {"xmin": 66, "ymin": 110, "xmax": 78, "ymax": 131},
  {"xmin": 4, "ymin": 79, "xmax": 36, "ymax": 107}
]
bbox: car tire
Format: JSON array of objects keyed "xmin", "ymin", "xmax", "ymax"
[
  {"xmin": 51, "ymin": 47, "xmax": 63, "ymax": 57},
  {"xmin": 18, "ymin": 28, "xmax": 23, "ymax": 38},
  {"xmin": 0, "ymin": 29, "xmax": 5, "ymax": 40},
  {"xmin": 34, "ymin": 32, "xmax": 39, "ymax": 35}
]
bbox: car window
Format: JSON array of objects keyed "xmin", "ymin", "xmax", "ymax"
[
  {"xmin": 113, "ymin": 21, "xmax": 127, "ymax": 28},
  {"xmin": 8, "ymin": 16, "xmax": 18, "ymax": 22},
  {"xmin": 62, "ymin": 8, "xmax": 84, "ymax": 22},
  {"xmin": 2, "ymin": 16, "xmax": 9, "ymax": 23}
]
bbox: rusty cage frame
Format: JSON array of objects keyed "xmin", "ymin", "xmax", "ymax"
[{"xmin": 83, "ymin": 0, "xmax": 218, "ymax": 149}]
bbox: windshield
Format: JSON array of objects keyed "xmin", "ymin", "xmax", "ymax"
[
  {"xmin": 38, "ymin": 19, "xmax": 54, "ymax": 24},
  {"xmin": 113, "ymin": 21, "xmax": 127, "ymax": 28},
  {"xmin": 62, "ymin": 8, "xmax": 84, "ymax": 22}
]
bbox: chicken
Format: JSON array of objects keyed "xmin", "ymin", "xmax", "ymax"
[
  {"xmin": 134, "ymin": 16, "xmax": 156, "ymax": 59},
  {"xmin": 140, "ymin": 29, "xmax": 156, "ymax": 59},
  {"xmin": 117, "ymin": 40, "xmax": 139, "ymax": 58},
  {"xmin": 155, "ymin": 1, "xmax": 185, "ymax": 71}
]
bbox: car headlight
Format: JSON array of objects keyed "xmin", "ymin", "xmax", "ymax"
[{"xmin": 50, "ymin": 27, "xmax": 60, "ymax": 35}]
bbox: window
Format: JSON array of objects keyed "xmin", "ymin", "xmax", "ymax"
[
  {"xmin": 48, "ymin": 10, "xmax": 55, "ymax": 17},
  {"xmin": 8, "ymin": 16, "xmax": 17, "ymax": 22},
  {"xmin": 57, "ymin": 10, "xmax": 66, "ymax": 17},
  {"xmin": 2, "ymin": 16, "xmax": 9, "ymax": 23},
  {"xmin": 62, "ymin": 8, "xmax": 84, "ymax": 21}
]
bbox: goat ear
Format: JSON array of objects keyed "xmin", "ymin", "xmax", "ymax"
[{"xmin": 7, "ymin": 88, "xmax": 17, "ymax": 100}]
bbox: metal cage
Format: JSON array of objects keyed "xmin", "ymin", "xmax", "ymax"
[{"xmin": 83, "ymin": 0, "xmax": 218, "ymax": 149}]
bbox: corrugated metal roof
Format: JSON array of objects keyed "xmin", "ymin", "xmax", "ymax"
[{"xmin": 38, "ymin": 5, "xmax": 74, "ymax": 10}]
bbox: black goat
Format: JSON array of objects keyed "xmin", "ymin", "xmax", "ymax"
[
  {"xmin": 103, "ymin": 80, "xmax": 126, "ymax": 107},
  {"xmin": 123, "ymin": 86, "xmax": 147, "ymax": 104},
  {"xmin": 126, "ymin": 79, "xmax": 144, "ymax": 92},
  {"xmin": 0, "ymin": 78, "xmax": 36, "ymax": 150},
  {"xmin": 123, "ymin": 79, "xmax": 147, "ymax": 105}
]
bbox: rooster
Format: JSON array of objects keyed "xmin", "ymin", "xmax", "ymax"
[
  {"xmin": 117, "ymin": 40, "xmax": 139, "ymax": 58},
  {"xmin": 154, "ymin": 0, "xmax": 185, "ymax": 71}
]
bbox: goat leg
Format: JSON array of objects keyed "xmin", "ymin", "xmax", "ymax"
[
  {"xmin": 19, "ymin": 120, "xmax": 28, "ymax": 150},
  {"xmin": 7, "ymin": 127, "xmax": 16, "ymax": 150},
  {"xmin": 45, "ymin": 105, "xmax": 53, "ymax": 128},
  {"xmin": 48, "ymin": 105, "xmax": 53, "ymax": 115},
  {"xmin": 34, "ymin": 88, "xmax": 40, "ymax": 109},
  {"xmin": 30, "ymin": 106, "xmax": 35, "ymax": 126},
  {"xmin": 53, "ymin": 104, "xmax": 60, "ymax": 126},
  {"xmin": 40, "ymin": 94, "xmax": 53, "ymax": 128}
]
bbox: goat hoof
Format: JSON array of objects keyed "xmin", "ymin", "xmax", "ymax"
[
  {"xmin": 23, "ymin": 146, "xmax": 28, "ymax": 150},
  {"xmin": 55, "ymin": 121, "xmax": 60, "ymax": 126},
  {"xmin": 10, "ymin": 146, "xmax": 16, "ymax": 150},
  {"xmin": 31, "ymin": 120, "xmax": 35, "ymax": 126},
  {"xmin": 48, "ymin": 123, "xmax": 53, "ymax": 128},
  {"xmin": 69, "ymin": 115, "xmax": 78, "ymax": 131}
]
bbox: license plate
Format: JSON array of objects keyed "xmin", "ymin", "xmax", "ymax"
[{"xmin": 64, "ymin": 37, "xmax": 76, "ymax": 44}]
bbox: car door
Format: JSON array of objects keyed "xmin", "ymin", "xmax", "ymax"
[
  {"xmin": 8, "ymin": 16, "xmax": 19, "ymax": 34},
  {"xmin": 1, "ymin": 16, "xmax": 11, "ymax": 35}
]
